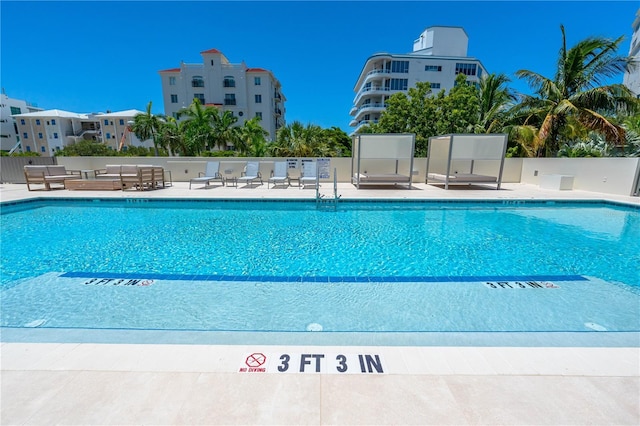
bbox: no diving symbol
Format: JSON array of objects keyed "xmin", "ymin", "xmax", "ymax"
[{"xmin": 245, "ymin": 353, "xmax": 266, "ymax": 368}]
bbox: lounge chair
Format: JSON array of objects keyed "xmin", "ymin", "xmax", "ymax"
[
  {"xmin": 300, "ymin": 161, "xmax": 318, "ymax": 189},
  {"xmin": 237, "ymin": 161, "xmax": 263, "ymax": 188},
  {"xmin": 268, "ymin": 161, "xmax": 290, "ymax": 188},
  {"xmin": 189, "ymin": 161, "xmax": 224, "ymax": 189}
]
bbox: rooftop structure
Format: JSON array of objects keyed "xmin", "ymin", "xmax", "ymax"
[
  {"xmin": 159, "ymin": 49, "xmax": 286, "ymax": 144},
  {"xmin": 349, "ymin": 26, "xmax": 487, "ymax": 134}
]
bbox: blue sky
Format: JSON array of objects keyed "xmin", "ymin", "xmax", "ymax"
[{"xmin": 1, "ymin": 1, "xmax": 637, "ymax": 133}]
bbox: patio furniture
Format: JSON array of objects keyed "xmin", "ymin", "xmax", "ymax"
[
  {"xmin": 268, "ymin": 161, "xmax": 290, "ymax": 188},
  {"xmin": 300, "ymin": 161, "xmax": 318, "ymax": 189},
  {"xmin": 24, "ymin": 165, "xmax": 81, "ymax": 191},
  {"xmin": 425, "ymin": 134, "xmax": 508, "ymax": 190},
  {"xmin": 237, "ymin": 161, "xmax": 263, "ymax": 188},
  {"xmin": 351, "ymin": 133, "xmax": 415, "ymax": 189},
  {"xmin": 189, "ymin": 161, "xmax": 224, "ymax": 189}
]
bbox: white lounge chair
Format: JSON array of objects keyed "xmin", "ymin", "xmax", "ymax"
[
  {"xmin": 268, "ymin": 161, "xmax": 289, "ymax": 188},
  {"xmin": 189, "ymin": 161, "xmax": 224, "ymax": 189},
  {"xmin": 237, "ymin": 161, "xmax": 263, "ymax": 188},
  {"xmin": 300, "ymin": 161, "xmax": 318, "ymax": 189}
]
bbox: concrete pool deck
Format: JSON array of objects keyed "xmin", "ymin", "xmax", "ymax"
[{"xmin": 1, "ymin": 181, "xmax": 639, "ymax": 425}]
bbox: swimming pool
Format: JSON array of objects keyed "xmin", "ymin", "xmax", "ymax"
[{"xmin": 1, "ymin": 198, "xmax": 639, "ymax": 337}]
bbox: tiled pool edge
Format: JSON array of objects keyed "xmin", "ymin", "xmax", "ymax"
[
  {"xmin": 60, "ymin": 271, "xmax": 588, "ymax": 283},
  {"xmin": 2, "ymin": 327, "xmax": 639, "ymax": 347}
]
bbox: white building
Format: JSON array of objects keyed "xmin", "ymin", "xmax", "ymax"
[
  {"xmin": 159, "ymin": 48, "xmax": 286, "ymax": 143},
  {"xmin": 93, "ymin": 110, "xmax": 153, "ymax": 151},
  {"xmin": 350, "ymin": 26, "xmax": 487, "ymax": 134},
  {"xmin": 14, "ymin": 109, "xmax": 152, "ymax": 156},
  {"xmin": 623, "ymin": 9, "xmax": 640, "ymax": 97},
  {"xmin": 0, "ymin": 92, "xmax": 42, "ymax": 152}
]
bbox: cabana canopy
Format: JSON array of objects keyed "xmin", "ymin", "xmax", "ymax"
[
  {"xmin": 351, "ymin": 133, "xmax": 415, "ymax": 189},
  {"xmin": 426, "ymin": 134, "xmax": 508, "ymax": 190}
]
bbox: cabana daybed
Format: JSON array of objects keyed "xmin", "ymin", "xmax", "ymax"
[
  {"xmin": 425, "ymin": 134, "xmax": 508, "ymax": 190},
  {"xmin": 351, "ymin": 133, "xmax": 415, "ymax": 189}
]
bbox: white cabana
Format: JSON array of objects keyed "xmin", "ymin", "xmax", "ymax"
[
  {"xmin": 351, "ymin": 133, "xmax": 415, "ymax": 189},
  {"xmin": 426, "ymin": 134, "xmax": 508, "ymax": 190}
]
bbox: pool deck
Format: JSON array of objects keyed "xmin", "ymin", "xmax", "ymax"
[{"xmin": 1, "ymin": 181, "xmax": 639, "ymax": 425}]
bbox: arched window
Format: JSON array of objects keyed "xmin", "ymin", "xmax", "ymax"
[
  {"xmin": 191, "ymin": 76, "xmax": 204, "ymax": 88},
  {"xmin": 223, "ymin": 76, "xmax": 236, "ymax": 88}
]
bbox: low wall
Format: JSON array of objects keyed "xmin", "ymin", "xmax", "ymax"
[
  {"xmin": 0, "ymin": 157, "xmax": 56, "ymax": 184},
  {"xmin": 54, "ymin": 156, "xmax": 524, "ymax": 184},
  {"xmin": 521, "ymin": 158, "xmax": 640, "ymax": 196},
  {"xmin": 8, "ymin": 156, "xmax": 639, "ymax": 197}
]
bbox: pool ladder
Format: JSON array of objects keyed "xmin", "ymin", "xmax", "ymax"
[{"xmin": 316, "ymin": 168, "xmax": 340, "ymax": 211}]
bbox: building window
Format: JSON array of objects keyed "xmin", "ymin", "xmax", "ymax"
[
  {"xmin": 429, "ymin": 83, "xmax": 441, "ymax": 89},
  {"xmin": 26, "ymin": 146, "xmax": 31, "ymax": 152},
  {"xmin": 38, "ymin": 133, "xmax": 43, "ymax": 139},
  {"xmin": 104, "ymin": 119, "xmax": 109, "ymax": 125},
  {"xmin": 54, "ymin": 133, "xmax": 58, "ymax": 139},
  {"xmin": 171, "ymin": 94, "xmax": 178, "ymax": 103},
  {"xmin": 46, "ymin": 121, "xmax": 50, "ymax": 125},
  {"xmin": 51, "ymin": 119, "xmax": 56, "ymax": 125},
  {"xmin": 256, "ymin": 112, "xmax": 262, "ymax": 119},
  {"xmin": 254, "ymin": 77, "xmax": 261, "ymax": 85},
  {"xmin": 23, "ymin": 132, "xmax": 28, "ymax": 139},
  {"xmin": 20, "ymin": 119, "xmax": 25, "ymax": 125},
  {"xmin": 389, "ymin": 78, "xmax": 408, "ymax": 91},
  {"xmin": 169, "ymin": 76, "xmax": 176, "ymax": 85},
  {"xmin": 211, "ymin": 60, "xmax": 214, "ymax": 66},
  {"xmin": 119, "ymin": 119, "xmax": 124, "ymax": 125},
  {"xmin": 36, "ymin": 119, "xmax": 41, "ymax": 125},
  {"xmin": 390, "ymin": 61, "xmax": 409, "ymax": 73},
  {"xmin": 455, "ymin": 63, "xmax": 477, "ymax": 76},
  {"xmin": 255, "ymin": 94, "xmax": 262, "ymax": 103},
  {"xmin": 192, "ymin": 76, "xmax": 204, "ymax": 88},
  {"xmin": 224, "ymin": 94, "xmax": 236, "ymax": 105},
  {"xmin": 425, "ymin": 65, "xmax": 442, "ymax": 72},
  {"xmin": 194, "ymin": 93, "xmax": 205, "ymax": 104},
  {"xmin": 223, "ymin": 76, "xmax": 236, "ymax": 88},
  {"xmin": 106, "ymin": 132, "xmax": 111, "ymax": 139},
  {"xmin": 11, "ymin": 106, "xmax": 22, "ymax": 115}
]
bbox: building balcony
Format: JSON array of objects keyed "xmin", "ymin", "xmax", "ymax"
[
  {"xmin": 353, "ymin": 86, "xmax": 391, "ymax": 105},
  {"xmin": 362, "ymin": 68, "xmax": 391, "ymax": 85},
  {"xmin": 352, "ymin": 106, "xmax": 386, "ymax": 122},
  {"xmin": 351, "ymin": 119, "xmax": 379, "ymax": 132},
  {"xmin": 351, "ymin": 102, "xmax": 386, "ymax": 117}
]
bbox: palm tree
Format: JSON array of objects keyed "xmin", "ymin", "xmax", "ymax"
[
  {"xmin": 514, "ymin": 25, "xmax": 637, "ymax": 156},
  {"xmin": 177, "ymin": 99, "xmax": 218, "ymax": 154},
  {"xmin": 475, "ymin": 73, "xmax": 517, "ymax": 133},
  {"xmin": 131, "ymin": 101, "xmax": 164, "ymax": 156},
  {"xmin": 211, "ymin": 110, "xmax": 239, "ymax": 151},
  {"xmin": 157, "ymin": 116, "xmax": 186, "ymax": 156},
  {"xmin": 237, "ymin": 117, "xmax": 269, "ymax": 156}
]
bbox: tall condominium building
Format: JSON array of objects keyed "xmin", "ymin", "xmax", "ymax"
[
  {"xmin": 623, "ymin": 9, "xmax": 640, "ymax": 97},
  {"xmin": 350, "ymin": 26, "xmax": 487, "ymax": 134},
  {"xmin": 0, "ymin": 92, "xmax": 42, "ymax": 152},
  {"xmin": 159, "ymin": 48, "xmax": 286, "ymax": 143},
  {"xmin": 14, "ymin": 109, "xmax": 152, "ymax": 156}
]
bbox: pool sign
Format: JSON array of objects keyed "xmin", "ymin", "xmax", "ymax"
[
  {"xmin": 83, "ymin": 278, "xmax": 155, "ymax": 286},
  {"xmin": 484, "ymin": 281, "xmax": 560, "ymax": 289},
  {"xmin": 238, "ymin": 352, "xmax": 385, "ymax": 374}
]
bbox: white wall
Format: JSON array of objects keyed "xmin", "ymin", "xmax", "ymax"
[{"xmin": 521, "ymin": 158, "xmax": 640, "ymax": 196}]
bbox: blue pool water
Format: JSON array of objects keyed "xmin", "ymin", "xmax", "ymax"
[{"xmin": 1, "ymin": 199, "xmax": 639, "ymax": 335}]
